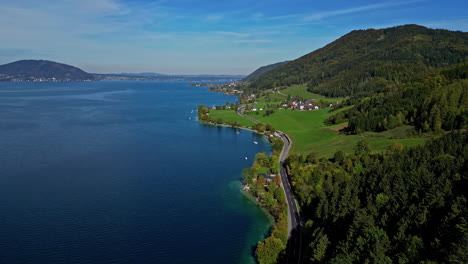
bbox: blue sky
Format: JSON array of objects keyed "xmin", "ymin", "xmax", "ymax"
[{"xmin": 0, "ymin": 0, "xmax": 467, "ymax": 74}]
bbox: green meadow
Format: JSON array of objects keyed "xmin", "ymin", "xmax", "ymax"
[
  {"xmin": 246, "ymin": 108, "xmax": 427, "ymax": 157},
  {"xmin": 208, "ymin": 109, "xmax": 257, "ymax": 127},
  {"xmin": 210, "ymin": 85, "xmax": 427, "ymax": 157}
]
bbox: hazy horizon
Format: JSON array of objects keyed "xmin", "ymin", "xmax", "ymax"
[{"xmin": 1, "ymin": 0, "xmax": 467, "ymax": 75}]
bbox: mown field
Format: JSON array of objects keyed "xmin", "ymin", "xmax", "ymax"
[
  {"xmin": 209, "ymin": 85, "xmax": 428, "ymax": 157},
  {"xmin": 246, "ymin": 108, "xmax": 427, "ymax": 157},
  {"xmin": 208, "ymin": 109, "xmax": 257, "ymax": 127}
]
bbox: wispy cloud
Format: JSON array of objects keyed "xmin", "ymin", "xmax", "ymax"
[
  {"xmin": 303, "ymin": 0, "xmax": 425, "ymax": 21},
  {"xmin": 204, "ymin": 14, "xmax": 224, "ymax": 22},
  {"xmin": 213, "ymin": 31, "xmax": 251, "ymax": 38},
  {"xmin": 234, "ymin": 39, "xmax": 272, "ymax": 44},
  {"xmin": 65, "ymin": 0, "xmax": 126, "ymax": 16},
  {"xmin": 0, "ymin": 0, "xmax": 465, "ymax": 74}
]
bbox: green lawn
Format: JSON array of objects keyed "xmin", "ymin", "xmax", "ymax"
[
  {"xmin": 247, "ymin": 102, "xmax": 281, "ymax": 109},
  {"xmin": 208, "ymin": 109, "xmax": 257, "ymax": 127},
  {"xmin": 246, "ymin": 109, "xmax": 427, "ymax": 157},
  {"xmin": 258, "ymin": 92, "xmax": 286, "ymax": 103}
]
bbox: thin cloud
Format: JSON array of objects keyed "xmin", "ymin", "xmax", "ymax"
[
  {"xmin": 213, "ymin": 31, "xmax": 251, "ymax": 38},
  {"xmin": 304, "ymin": 0, "xmax": 425, "ymax": 21},
  {"xmin": 63, "ymin": 0, "xmax": 127, "ymax": 16},
  {"xmin": 204, "ymin": 14, "xmax": 223, "ymax": 22},
  {"xmin": 234, "ymin": 39, "xmax": 272, "ymax": 44},
  {"xmin": 251, "ymin": 12, "xmax": 264, "ymax": 21}
]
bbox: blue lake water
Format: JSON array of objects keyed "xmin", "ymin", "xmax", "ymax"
[{"xmin": 0, "ymin": 81, "xmax": 271, "ymax": 263}]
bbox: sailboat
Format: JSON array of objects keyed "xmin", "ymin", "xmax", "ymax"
[{"xmin": 253, "ymin": 141, "xmax": 258, "ymax": 144}]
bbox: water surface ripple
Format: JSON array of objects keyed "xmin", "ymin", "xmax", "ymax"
[{"xmin": 0, "ymin": 81, "xmax": 271, "ymax": 264}]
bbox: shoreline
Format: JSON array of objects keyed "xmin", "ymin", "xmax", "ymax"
[
  {"xmin": 200, "ymin": 118, "xmax": 277, "ymax": 232},
  {"xmin": 240, "ymin": 185, "xmax": 276, "ymax": 226},
  {"xmin": 198, "ymin": 120, "xmax": 271, "ymax": 140},
  {"xmin": 198, "ymin": 99, "xmax": 293, "ymax": 262}
]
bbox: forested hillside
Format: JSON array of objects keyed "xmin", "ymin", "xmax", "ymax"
[
  {"xmin": 248, "ymin": 25, "xmax": 468, "ymax": 97},
  {"xmin": 327, "ymin": 63, "xmax": 468, "ymax": 134},
  {"xmin": 286, "ymin": 132, "xmax": 467, "ymax": 263}
]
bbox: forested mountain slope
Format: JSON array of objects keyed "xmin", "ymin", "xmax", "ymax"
[
  {"xmin": 327, "ymin": 63, "xmax": 468, "ymax": 134},
  {"xmin": 287, "ymin": 132, "xmax": 467, "ymax": 263},
  {"xmin": 248, "ymin": 25, "xmax": 468, "ymax": 97}
]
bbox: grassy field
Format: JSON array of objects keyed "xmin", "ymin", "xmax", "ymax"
[
  {"xmin": 258, "ymin": 92, "xmax": 286, "ymax": 102},
  {"xmin": 246, "ymin": 109, "xmax": 427, "ymax": 157},
  {"xmin": 208, "ymin": 85, "xmax": 427, "ymax": 157},
  {"xmin": 208, "ymin": 109, "xmax": 257, "ymax": 127}
]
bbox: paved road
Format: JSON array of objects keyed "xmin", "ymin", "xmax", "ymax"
[{"xmin": 237, "ymin": 106, "xmax": 302, "ymax": 264}]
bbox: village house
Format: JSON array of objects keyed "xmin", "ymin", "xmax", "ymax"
[
  {"xmin": 258, "ymin": 173, "xmax": 276, "ymax": 185},
  {"xmin": 289, "ymin": 99, "xmax": 319, "ymax": 111}
]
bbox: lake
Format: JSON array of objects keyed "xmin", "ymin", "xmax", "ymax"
[{"xmin": 0, "ymin": 81, "xmax": 271, "ymax": 263}]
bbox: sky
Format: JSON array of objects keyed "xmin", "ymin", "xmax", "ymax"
[{"xmin": 0, "ymin": 0, "xmax": 467, "ymax": 75}]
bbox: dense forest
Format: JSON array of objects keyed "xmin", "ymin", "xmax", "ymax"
[
  {"xmin": 246, "ymin": 25, "xmax": 468, "ymax": 97},
  {"xmin": 286, "ymin": 132, "xmax": 467, "ymax": 263},
  {"xmin": 327, "ymin": 63, "xmax": 468, "ymax": 134}
]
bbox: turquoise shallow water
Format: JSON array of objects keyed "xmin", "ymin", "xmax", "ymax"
[{"xmin": 0, "ymin": 81, "xmax": 271, "ymax": 263}]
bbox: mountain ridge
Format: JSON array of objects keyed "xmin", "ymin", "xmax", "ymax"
[
  {"xmin": 0, "ymin": 60, "xmax": 94, "ymax": 81},
  {"xmin": 248, "ymin": 24, "xmax": 468, "ymax": 97},
  {"xmin": 242, "ymin": 61, "xmax": 289, "ymax": 82}
]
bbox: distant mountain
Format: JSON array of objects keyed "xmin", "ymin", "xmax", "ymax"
[
  {"xmin": 0, "ymin": 59, "xmax": 244, "ymax": 82},
  {"xmin": 118, "ymin": 72, "xmax": 167, "ymax": 77},
  {"xmin": 177, "ymin": 74, "xmax": 245, "ymax": 78},
  {"xmin": 93, "ymin": 72, "xmax": 244, "ymax": 81},
  {"xmin": 242, "ymin": 61, "xmax": 289, "ymax": 82},
  {"xmin": 249, "ymin": 24, "xmax": 468, "ymax": 97},
  {"xmin": 0, "ymin": 60, "xmax": 94, "ymax": 81}
]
